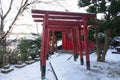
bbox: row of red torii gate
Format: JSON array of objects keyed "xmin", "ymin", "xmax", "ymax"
[{"xmin": 31, "ymin": 10, "xmax": 96, "ymax": 79}]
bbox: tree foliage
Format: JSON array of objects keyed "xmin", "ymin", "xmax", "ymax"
[
  {"xmin": 108, "ymin": 0, "xmax": 120, "ymax": 17},
  {"xmin": 17, "ymin": 36, "xmax": 42, "ymax": 61},
  {"xmin": 78, "ymin": 0, "xmax": 91, "ymax": 7},
  {"xmin": 78, "ymin": 0, "xmax": 120, "ymax": 62}
]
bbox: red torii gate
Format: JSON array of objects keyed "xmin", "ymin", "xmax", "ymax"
[{"xmin": 31, "ymin": 10, "xmax": 96, "ymax": 79}]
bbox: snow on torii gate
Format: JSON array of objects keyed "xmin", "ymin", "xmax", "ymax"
[{"xmin": 31, "ymin": 10, "xmax": 96, "ymax": 78}]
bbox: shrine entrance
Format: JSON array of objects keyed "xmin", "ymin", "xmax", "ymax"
[{"xmin": 31, "ymin": 10, "xmax": 96, "ymax": 78}]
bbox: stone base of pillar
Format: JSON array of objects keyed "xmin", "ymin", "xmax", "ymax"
[
  {"xmin": 34, "ymin": 58, "xmax": 40, "ymax": 61},
  {"xmin": 1, "ymin": 67, "xmax": 14, "ymax": 74},
  {"xmin": 15, "ymin": 63, "xmax": 26, "ymax": 68},
  {"xmin": 25, "ymin": 60, "xmax": 35, "ymax": 64}
]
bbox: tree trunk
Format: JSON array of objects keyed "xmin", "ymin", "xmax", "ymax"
[
  {"xmin": 101, "ymin": 30, "xmax": 110, "ymax": 62},
  {"xmin": 94, "ymin": 26, "xmax": 101, "ymax": 61},
  {"xmin": 0, "ymin": 17, "xmax": 4, "ymax": 31},
  {"xmin": 96, "ymin": 37, "xmax": 101, "ymax": 61},
  {"xmin": 97, "ymin": 48, "xmax": 101, "ymax": 61},
  {"xmin": 0, "ymin": 17, "xmax": 6, "ymax": 48}
]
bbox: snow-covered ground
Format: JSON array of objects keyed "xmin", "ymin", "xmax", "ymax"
[{"xmin": 0, "ymin": 49, "xmax": 120, "ymax": 80}]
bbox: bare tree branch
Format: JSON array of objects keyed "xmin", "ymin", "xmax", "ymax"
[
  {"xmin": 54, "ymin": 1, "xmax": 69, "ymax": 12},
  {"xmin": 0, "ymin": 0, "xmax": 3, "ymax": 16},
  {"xmin": 25, "ymin": 0, "xmax": 41, "ymax": 7},
  {"xmin": 21, "ymin": 0, "xmax": 28, "ymax": 9},
  {"xmin": 20, "ymin": 0, "xmax": 24, "ymax": 7},
  {"xmin": 1, "ymin": 0, "xmax": 63, "ymax": 39},
  {"xmin": 1, "ymin": 0, "xmax": 29, "ymax": 39},
  {"xmin": 3, "ymin": 0, "xmax": 14, "ymax": 19},
  {"xmin": 26, "ymin": 0, "xmax": 59, "ymax": 7}
]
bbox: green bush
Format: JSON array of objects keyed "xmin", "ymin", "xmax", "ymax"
[{"xmin": 17, "ymin": 37, "xmax": 41, "ymax": 61}]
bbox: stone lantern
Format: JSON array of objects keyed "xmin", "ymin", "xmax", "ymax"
[
  {"xmin": 15, "ymin": 52, "xmax": 26, "ymax": 68},
  {"xmin": 1, "ymin": 51, "xmax": 14, "ymax": 73},
  {"xmin": 25, "ymin": 49, "xmax": 35, "ymax": 64}
]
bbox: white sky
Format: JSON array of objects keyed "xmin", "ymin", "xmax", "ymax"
[{"xmin": 1, "ymin": 0, "xmax": 102, "ymax": 40}]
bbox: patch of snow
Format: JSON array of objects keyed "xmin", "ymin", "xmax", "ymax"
[
  {"xmin": 57, "ymin": 40, "xmax": 62, "ymax": 46},
  {"xmin": 1, "ymin": 49, "xmax": 120, "ymax": 80}
]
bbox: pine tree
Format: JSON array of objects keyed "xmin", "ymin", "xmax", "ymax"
[{"xmin": 78, "ymin": 0, "xmax": 120, "ymax": 62}]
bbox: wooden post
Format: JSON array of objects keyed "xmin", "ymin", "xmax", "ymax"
[
  {"xmin": 71, "ymin": 28, "xmax": 78, "ymax": 61},
  {"xmin": 45, "ymin": 29, "xmax": 50, "ymax": 60},
  {"xmin": 83, "ymin": 17, "xmax": 90, "ymax": 70},
  {"xmin": 77, "ymin": 27, "xmax": 84, "ymax": 65},
  {"xmin": 51, "ymin": 31, "xmax": 55, "ymax": 54},
  {"xmin": 41, "ymin": 13, "xmax": 48, "ymax": 79}
]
